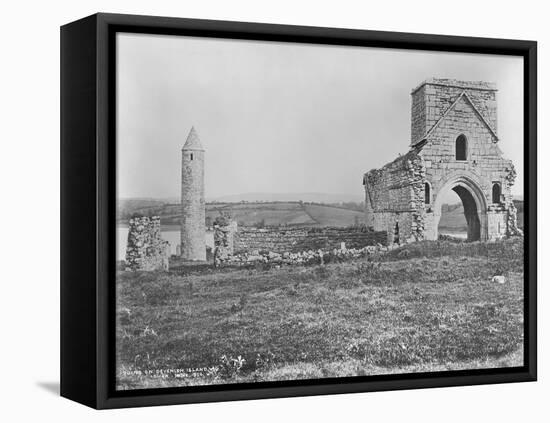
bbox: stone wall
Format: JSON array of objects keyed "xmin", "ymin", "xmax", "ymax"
[
  {"xmin": 125, "ymin": 216, "xmax": 169, "ymax": 271},
  {"xmin": 212, "ymin": 222, "xmax": 386, "ymax": 265},
  {"xmin": 233, "ymin": 226, "xmax": 387, "ymax": 254},
  {"xmin": 364, "ymin": 149, "xmax": 426, "ymax": 243},
  {"xmin": 213, "ymin": 220, "xmax": 238, "ymax": 262},
  {"xmin": 217, "ymin": 244, "xmax": 384, "ymax": 267}
]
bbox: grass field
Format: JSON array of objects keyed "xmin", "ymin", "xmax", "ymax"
[
  {"xmin": 118, "ymin": 200, "xmax": 366, "ymax": 227},
  {"xmin": 207, "ymin": 202, "xmax": 317, "ymax": 226},
  {"xmin": 116, "ymin": 237, "xmax": 524, "ymax": 390}
]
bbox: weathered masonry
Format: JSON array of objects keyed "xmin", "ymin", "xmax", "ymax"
[
  {"xmin": 233, "ymin": 226, "xmax": 387, "ymax": 254},
  {"xmin": 180, "ymin": 127, "xmax": 207, "ymax": 261},
  {"xmin": 125, "ymin": 216, "xmax": 169, "ymax": 271},
  {"xmin": 213, "ymin": 221, "xmax": 387, "ymax": 263},
  {"xmin": 363, "ymin": 78, "xmax": 522, "ymax": 243}
]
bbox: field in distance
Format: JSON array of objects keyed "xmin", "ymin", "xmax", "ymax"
[
  {"xmin": 439, "ymin": 201, "xmax": 524, "ymax": 233},
  {"xmin": 118, "ymin": 197, "xmax": 524, "ymax": 232},
  {"xmin": 118, "ymin": 199, "xmax": 366, "ymax": 228}
]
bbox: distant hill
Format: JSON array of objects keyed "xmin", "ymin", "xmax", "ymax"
[
  {"xmin": 118, "ymin": 199, "xmax": 365, "ymax": 228},
  {"xmin": 438, "ymin": 204, "xmax": 468, "ymax": 233},
  {"xmin": 117, "ymin": 198, "xmax": 167, "ymax": 219},
  {"xmin": 117, "ymin": 197, "xmax": 524, "ymax": 232},
  {"xmin": 207, "ymin": 192, "xmax": 364, "ymax": 204}
]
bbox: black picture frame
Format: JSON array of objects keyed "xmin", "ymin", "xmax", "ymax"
[{"xmin": 60, "ymin": 12, "xmax": 537, "ymax": 409}]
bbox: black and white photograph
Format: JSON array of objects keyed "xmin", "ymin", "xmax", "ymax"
[
  {"xmin": 115, "ymin": 33, "xmax": 526, "ymax": 390},
  {"xmin": 2, "ymin": 0, "xmax": 546, "ymax": 418}
]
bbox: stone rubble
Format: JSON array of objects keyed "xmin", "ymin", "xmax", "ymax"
[{"xmin": 214, "ymin": 243, "xmax": 397, "ymax": 267}]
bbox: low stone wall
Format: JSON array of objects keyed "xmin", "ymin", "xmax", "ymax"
[
  {"xmin": 216, "ymin": 243, "xmax": 400, "ymax": 267},
  {"xmin": 233, "ymin": 226, "xmax": 387, "ymax": 254},
  {"xmin": 125, "ymin": 216, "xmax": 169, "ymax": 271}
]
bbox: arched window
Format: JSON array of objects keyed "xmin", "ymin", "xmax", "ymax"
[
  {"xmin": 456, "ymin": 134, "xmax": 467, "ymax": 160},
  {"xmin": 424, "ymin": 182, "xmax": 431, "ymax": 205},
  {"xmin": 492, "ymin": 182, "xmax": 501, "ymax": 204},
  {"xmin": 394, "ymin": 221, "xmax": 400, "ymax": 244},
  {"xmin": 190, "ymin": 153, "xmax": 194, "ymax": 161}
]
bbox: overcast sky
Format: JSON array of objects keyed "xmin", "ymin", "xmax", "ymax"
[{"xmin": 116, "ymin": 33, "xmax": 524, "ymax": 201}]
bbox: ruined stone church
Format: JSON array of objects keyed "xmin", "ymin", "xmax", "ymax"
[{"xmin": 363, "ymin": 78, "xmax": 521, "ymax": 244}]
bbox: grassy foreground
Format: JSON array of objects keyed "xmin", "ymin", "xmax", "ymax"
[{"xmin": 116, "ymin": 238, "xmax": 524, "ymax": 390}]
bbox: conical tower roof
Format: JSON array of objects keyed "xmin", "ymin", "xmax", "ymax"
[{"xmin": 182, "ymin": 126, "xmax": 204, "ymax": 151}]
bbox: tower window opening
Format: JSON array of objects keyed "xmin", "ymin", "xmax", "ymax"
[
  {"xmin": 424, "ymin": 182, "xmax": 431, "ymax": 205},
  {"xmin": 190, "ymin": 153, "xmax": 194, "ymax": 161},
  {"xmin": 455, "ymin": 134, "xmax": 467, "ymax": 160},
  {"xmin": 394, "ymin": 221, "xmax": 400, "ymax": 244},
  {"xmin": 492, "ymin": 182, "xmax": 501, "ymax": 204}
]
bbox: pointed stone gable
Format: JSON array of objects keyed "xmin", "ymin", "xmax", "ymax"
[
  {"xmin": 410, "ymin": 78, "xmax": 497, "ymax": 146},
  {"xmin": 424, "ymin": 91, "xmax": 499, "ymax": 144},
  {"xmin": 183, "ymin": 126, "xmax": 205, "ymax": 151},
  {"xmin": 420, "ymin": 94, "xmax": 503, "ymax": 164}
]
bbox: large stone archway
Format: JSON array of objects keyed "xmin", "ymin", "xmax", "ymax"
[
  {"xmin": 425, "ymin": 175, "xmax": 488, "ymax": 242},
  {"xmin": 363, "ymin": 78, "xmax": 521, "ymax": 245}
]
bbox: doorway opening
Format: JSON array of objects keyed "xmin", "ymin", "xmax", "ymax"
[{"xmin": 437, "ymin": 185, "xmax": 480, "ymax": 241}]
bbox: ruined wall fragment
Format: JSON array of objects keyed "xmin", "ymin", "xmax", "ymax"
[{"xmin": 125, "ymin": 216, "xmax": 169, "ymax": 271}]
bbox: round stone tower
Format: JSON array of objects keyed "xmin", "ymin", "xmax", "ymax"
[{"xmin": 180, "ymin": 126, "xmax": 206, "ymax": 261}]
